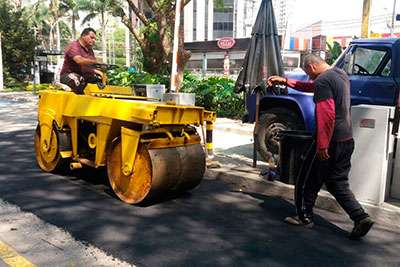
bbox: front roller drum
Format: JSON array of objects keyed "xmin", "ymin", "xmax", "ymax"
[{"xmin": 107, "ymin": 138, "xmax": 205, "ymax": 204}]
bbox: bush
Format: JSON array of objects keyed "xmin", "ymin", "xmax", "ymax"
[
  {"xmin": 181, "ymin": 74, "xmax": 244, "ymax": 118},
  {"xmin": 107, "ymin": 69, "xmax": 244, "ymax": 118},
  {"xmin": 107, "ymin": 68, "xmax": 169, "ymax": 87},
  {"xmin": 26, "ymin": 84, "xmax": 53, "ymax": 91}
]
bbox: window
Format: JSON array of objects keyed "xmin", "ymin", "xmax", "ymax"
[
  {"xmin": 213, "ymin": 1, "xmax": 234, "ymax": 39},
  {"xmin": 348, "ymin": 46, "xmax": 391, "ymax": 76},
  {"xmin": 382, "ymin": 59, "xmax": 391, "ymax": 77}
]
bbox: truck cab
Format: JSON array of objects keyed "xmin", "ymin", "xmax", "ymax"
[{"xmin": 248, "ymin": 38, "xmax": 400, "ymax": 161}]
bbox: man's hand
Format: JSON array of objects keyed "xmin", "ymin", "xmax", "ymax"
[
  {"xmin": 316, "ymin": 148, "xmax": 330, "ymax": 161},
  {"xmin": 94, "ymin": 69, "xmax": 103, "ymax": 76},
  {"xmin": 94, "ymin": 69, "xmax": 108, "ymax": 83},
  {"xmin": 267, "ymin": 76, "xmax": 286, "ymax": 87}
]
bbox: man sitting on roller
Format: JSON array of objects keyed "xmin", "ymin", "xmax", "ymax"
[{"xmin": 60, "ymin": 28, "xmax": 103, "ymax": 94}]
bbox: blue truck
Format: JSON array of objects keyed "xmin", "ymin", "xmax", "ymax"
[{"xmin": 246, "ymin": 37, "xmax": 399, "ymax": 160}]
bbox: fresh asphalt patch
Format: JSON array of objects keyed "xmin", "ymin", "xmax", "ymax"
[{"xmin": 0, "ymin": 130, "xmax": 399, "ymax": 267}]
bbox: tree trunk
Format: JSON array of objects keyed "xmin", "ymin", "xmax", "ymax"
[
  {"xmin": 72, "ymin": 13, "xmax": 76, "ymax": 40},
  {"xmin": 176, "ymin": 36, "xmax": 191, "ymax": 91},
  {"xmin": 49, "ymin": 29, "xmax": 54, "ymax": 50},
  {"xmin": 56, "ymin": 22, "xmax": 61, "ymax": 64}
]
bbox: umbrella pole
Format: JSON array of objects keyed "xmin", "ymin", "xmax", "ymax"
[{"xmin": 253, "ymin": 91, "xmax": 260, "ymax": 167}]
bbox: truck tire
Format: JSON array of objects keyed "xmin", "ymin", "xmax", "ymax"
[{"xmin": 256, "ymin": 108, "xmax": 304, "ymax": 161}]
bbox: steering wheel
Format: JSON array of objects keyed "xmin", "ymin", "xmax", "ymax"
[
  {"xmin": 88, "ymin": 63, "xmax": 119, "ymax": 72},
  {"xmin": 354, "ymin": 63, "xmax": 370, "ymax": 75}
]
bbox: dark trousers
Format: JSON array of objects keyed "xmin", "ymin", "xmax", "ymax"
[
  {"xmin": 60, "ymin": 73, "xmax": 101, "ymax": 94},
  {"xmin": 295, "ymin": 138, "xmax": 368, "ymax": 222}
]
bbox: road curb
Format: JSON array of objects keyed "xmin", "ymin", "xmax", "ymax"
[
  {"xmin": 205, "ymin": 167, "xmax": 400, "ymax": 228},
  {"xmin": 213, "ymin": 125, "xmax": 253, "ymax": 136}
]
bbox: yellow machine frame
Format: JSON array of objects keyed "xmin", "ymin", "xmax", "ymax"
[
  {"xmin": 37, "ymin": 89, "xmax": 215, "ymax": 175},
  {"xmin": 36, "ymin": 65, "xmax": 216, "ymax": 204}
]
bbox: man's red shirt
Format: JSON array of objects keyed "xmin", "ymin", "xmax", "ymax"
[{"xmin": 60, "ymin": 40, "xmax": 95, "ymax": 76}]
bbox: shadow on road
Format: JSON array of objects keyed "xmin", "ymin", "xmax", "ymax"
[{"xmin": 1, "ymin": 130, "xmax": 399, "ymax": 267}]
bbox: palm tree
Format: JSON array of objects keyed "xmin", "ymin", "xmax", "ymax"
[
  {"xmin": 28, "ymin": 2, "xmax": 52, "ymax": 49},
  {"xmin": 60, "ymin": 0, "xmax": 79, "ymax": 40},
  {"xmin": 79, "ymin": 0, "xmax": 113, "ymax": 62}
]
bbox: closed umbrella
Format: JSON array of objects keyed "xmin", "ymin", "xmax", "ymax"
[{"xmin": 233, "ymin": 0, "xmax": 285, "ymax": 167}]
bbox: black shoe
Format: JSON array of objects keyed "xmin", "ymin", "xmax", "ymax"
[
  {"xmin": 349, "ymin": 217, "xmax": 374, "ymax": 239},
  {"xmin": 284, "ymin": 216, "xmax": 314, "ymax": 228}
]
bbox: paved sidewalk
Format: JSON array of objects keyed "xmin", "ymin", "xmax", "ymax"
[
  {"xmin": 1, "ymin": 91, "xmax": 400, "ymax": 229},
  {"xmin": 0, "ymin": 91, "xmax": 38, "ymax": 104}
]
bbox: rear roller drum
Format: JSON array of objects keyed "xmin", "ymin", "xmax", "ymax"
[
  {"xmin": 34, "ymin": 124, "xmax": 66, "ymax": 172},
  {"xmin": 107, "ymin": 138, "xmax": 153, "ymax": 204}
]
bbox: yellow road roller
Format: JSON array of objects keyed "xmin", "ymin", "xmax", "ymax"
[{"xmin": 35, "ymin": 64, "xmax": 216, "ymax": 204}]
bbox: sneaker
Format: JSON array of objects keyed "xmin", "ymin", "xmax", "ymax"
[
  {"xmin": 349, "ymin": 217, "xmax": 374, "ymax": 239},
  {"xmin": 284, "ymin": 216, "xmax": 314, "ymax": 228}
]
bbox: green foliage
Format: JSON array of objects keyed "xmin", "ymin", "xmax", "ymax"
[
  {"xmin": 5, "ymin": 86, "xmax": 24, "ymax": 91},
  {"xmin": 26, "ymin": 84, "xmax": 53, "ymax": 91},
  {"xmin": 181, "ymin": 74, "xmax": 244, "ymax": 118},
  {"xmin": 0, "ymin": 0, "xmax": 38, "ymax": 86},
  {"xmin": 326, "ymin": 41, "xmax": 343, "ymax": 65},
  {"xmin": 107, "ymin": 68, "xmax": 244, "ymax": 118},
  {"xmin": 107, "ymin": 68, "xmax": 169, "ymax": 87}
]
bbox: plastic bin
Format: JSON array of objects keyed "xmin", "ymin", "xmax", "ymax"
[
  {"xmin": 278, "ymin": 130, "xmax": 313, "ymax": 185},
  {"xmin": 40, "ymin": 72, "xmax": 54, "ymax": 83}
]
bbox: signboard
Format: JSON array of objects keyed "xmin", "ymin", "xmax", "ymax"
[
  {"xmin": 39, "ymin": 50, "xmax": 65, "ymax": 56},
  {"xmin": 223, "ymin": 54, "xmax": 230, "ymax": 76},
  {"xmin": 217, "ymin": 37, "xmax": 235, "ymax": 49},
  {"xmin": 34, "ymin": 56, "xmax": 47, "ymax": 62},
  {"xmin": 360, "ymin": 118, "xmax": 376, "ymax": 128}
]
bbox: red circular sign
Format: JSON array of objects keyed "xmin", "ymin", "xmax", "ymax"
[{"xmin": 217, "ymin": 37, "xmax": 236, "ymax": 49}]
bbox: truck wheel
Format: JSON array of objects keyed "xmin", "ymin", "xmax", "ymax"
[{"xmin": 256, "ymin": 108, "xmax": 304, "ymax": 161}]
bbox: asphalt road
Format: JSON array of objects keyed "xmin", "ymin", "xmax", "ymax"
[{"xmin": 0, "ymin": 100, "xmax": 400, "ymax": 266}]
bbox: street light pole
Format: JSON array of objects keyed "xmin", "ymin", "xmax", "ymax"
[{"xmin": 125, "ymin": 1, "xmax": 130, "ymax": 68}]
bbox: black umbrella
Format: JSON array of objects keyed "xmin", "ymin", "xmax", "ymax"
[
  {"xmin": 233, "ymin": 0, "xmax": 284, "ymax": 95},
  {"xmin": 233, "ymin": 0, "xmax": 285, "ymax": 167}
]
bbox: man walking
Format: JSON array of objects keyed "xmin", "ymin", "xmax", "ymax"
[{"xmin": 268, "ymin": 54, "xmax": 374, "ymax": 239}]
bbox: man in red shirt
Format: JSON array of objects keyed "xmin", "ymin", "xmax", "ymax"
[
  {"xmin": 60, "ymin": 28, "xmax": 103, "ymax": 94},
  {"xmin": 268, "ymin": 54, "xmax": 373, "ymax": 239}
]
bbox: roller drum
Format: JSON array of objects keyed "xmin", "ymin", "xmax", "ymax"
[
  {"xmin": 107, "ymin": 140, "xmax": 205, "ymax": 204},
  {"xmin": 147, "ymin": 144, "xmax": 205, "ymax": 200}
]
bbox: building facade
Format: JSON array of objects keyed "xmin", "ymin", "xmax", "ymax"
[
  {"xmin": 272, "ymin": 0, "xmax": 293, "ymax": 35},
  {"xmin": 183, "ymin": 0, "xmax": 299, "ymax": 75},
  {"xmin": 183, "ymin": 0, "xmax": 399, "ymax": 76},
  {"xmin": 183, "ymin": 0, "xmax": 262, "ymax": 76}
]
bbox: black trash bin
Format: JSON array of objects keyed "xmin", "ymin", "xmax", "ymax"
[
  {"xmin": 40, "ymin": 72, "xmax": 54, "ymax": 84},
  {"xmin": 278, "ymin": 130, "xmax": 313, "ymax": 185}
]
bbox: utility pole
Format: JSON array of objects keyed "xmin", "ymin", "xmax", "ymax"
[
  {"xmin": 361, "ymin": 0, "xmax": 371, "ymax": 38},
  {"xmin": 391, "ymin": 0, "xmax": 397, "ymax": 37}
]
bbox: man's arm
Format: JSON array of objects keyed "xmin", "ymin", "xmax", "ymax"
[
  {"xmin": 72, "ymin": 55, "xmax": 100, "ymax": 66},
  {"xmin": 316, "ymin": 99, "xmax": 335, "ymax": 161},
  {"xmin": 267, "ymin": 76, "xmax": 314, "ymax": 93},
  {"xmin": 73, "ymin": 55, "xmax": 104, "ymax": 77}
]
